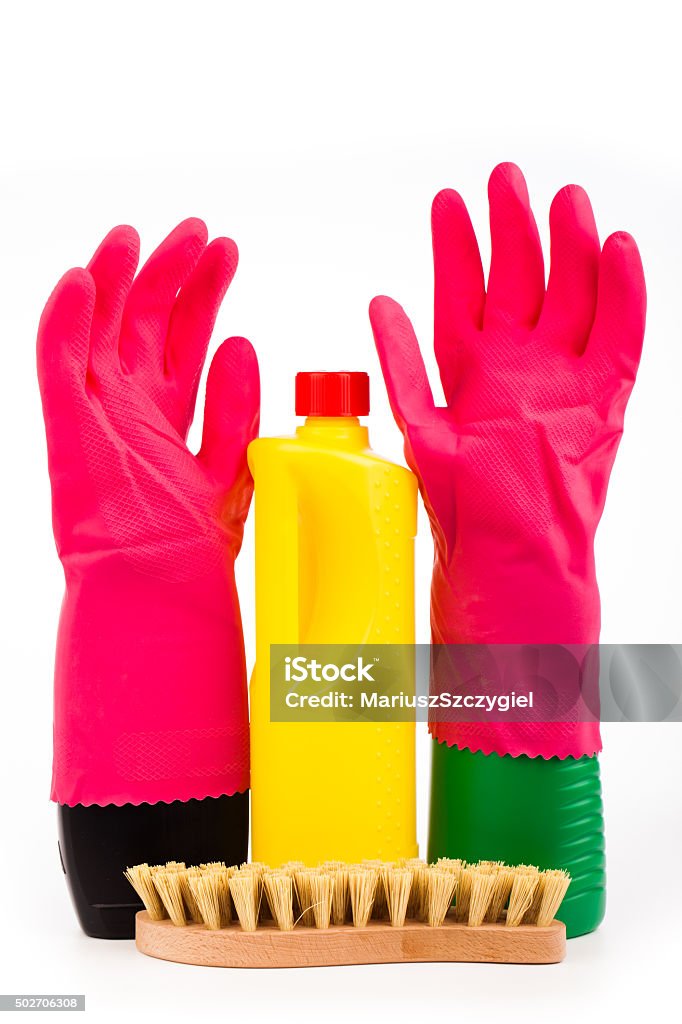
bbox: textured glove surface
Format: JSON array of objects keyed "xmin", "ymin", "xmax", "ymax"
[
  {"xmin": 38, "ymin": 219, "xmax": 258, "ymax": 805},
  {"xmin": 370, "ymin": 164, "xmax": 646, "ymax": 758}
]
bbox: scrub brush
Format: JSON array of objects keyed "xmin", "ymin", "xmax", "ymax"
[{"xmin": 128, "ymin": 858, "xmax": 571, "ymax": 967}]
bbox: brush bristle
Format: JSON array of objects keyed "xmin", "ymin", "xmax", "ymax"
[
  {"xmin": 467, "ymin": 870, "xmax": 496, "ymax": 927},
  {"xmin": 454, "ymin": 866, "xmax": 473, "ymax": 922},
  {"xmin": 331, "ymin": 866, "xmax": 350, "ymax": 925},
  {"xmin": 188, "ymin": 869, "xmax": 231, "ymax": 930},
  {"xmin": 485, "ymin": 866, "xmax": 514, "ymax": 923},
  {"xmin": 506, "ymin": 866, "xmax": 540, "ymax": 927},
  {"xmin": 263, "ymin": 872, "xmax": 295, "ymax": 931},
  {"xmin": 385, "ymin": 867, "xmax": 412, "ymax": 927},
  {"xmin": 124, "ymin": 864, "xmax": 166, "ymax": 921},
  {"xmin": 311, "ymin": 873, "xmax": 334, "ymax": 929},
  {"xmin": 425, "ymin": 868, "xmax": 458, "ymax": 927},
  {"xmin": 413, "ymin": 862, "xmax": 432, "ymax": 921},
  {"xmin": 368, "ymin": 861, "xmax": 389, "ymax": 920},
  {"xmin": 349, "ymin": 867, "xmax": 378, "ymax": 928},
  {"xmin": 152, "ymin": 869, "xmax": 187, "ymax": 926},
  {"xmin": 179, "ymin": 868, "xmax": 204, "ymax": 923},
  {"xmin": 293, "ymin": 869, "xmax": 317, "ymax": 926},
  {"xmin": 535, "ymin": 870, "xmax": 571, "ymax": 927},
  {"xmin": 435, "ymin": 857, "xmax": 463, "ymax": 873},
  {"xmin": 229, "ymin": 871, "xmax": 260, "ymax": 932}
]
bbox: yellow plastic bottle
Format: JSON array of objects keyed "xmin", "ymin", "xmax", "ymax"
[{"xmin": 248, "ymin": 372, "xmax": 418, "ymax": 865}]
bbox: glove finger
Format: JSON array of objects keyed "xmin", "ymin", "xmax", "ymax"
[
  {"xmin": 369, "ymin": 295, "xmax": 436, "ymax": 432},
  {"xmin": 584, "ymin": 231, "xmax": 646, "ymax": 386},
  {"xmin": 37, "ymin": 267, "xmax": 95, "ymax": 419},
  {"xmin": 87, "ymin": 225, "xmax": 140, "ymax": 377},
  {"xmin": 432, "ymin": 188, "xmax": 485, "ymax": 402},
  {"xmin": 119, "ymin": 218, "xmax": 208, "ymax": 376},
  {"xmin": 198, "ymin": 337, "xmax": 260, "ymax": 497},
  {"xmin": 539, "ymin": 185, "xmax": 600, "ymax": 352},
  {"xmin": 486, "ymin": 162, "xmax": 545, "ymax": 328},
  {"xmin": 166, "ymin": 237, "xmax": 239, "ymax": 435}
]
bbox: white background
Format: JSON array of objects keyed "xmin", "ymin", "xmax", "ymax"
[{"xmin": 1, "ymin": 0, "xmax": 680, "ymax": 1020}]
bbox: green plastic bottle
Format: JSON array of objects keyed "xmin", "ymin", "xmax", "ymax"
[{"xmin": 428, "ymin": 742, "xmax": 606, "ymax": 938}]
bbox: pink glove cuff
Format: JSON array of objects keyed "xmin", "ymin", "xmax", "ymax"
[
  {"xmin": 51, "ymin": 560, "xmax": 250, "ymax": 807},
  {"xmin": 429, "ymin": 554, "xmax": 603, "ymax": 758},
  {"xmin": 429, "ymin": 722, "xmax": 601, "ymax": 760}
]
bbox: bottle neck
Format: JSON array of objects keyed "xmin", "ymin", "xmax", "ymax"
[{"xmin": 296, "ymin": 416, "xmax": 369, "ymax": 449}]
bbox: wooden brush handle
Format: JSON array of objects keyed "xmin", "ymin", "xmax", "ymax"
[{"xmin": 136, "ymin": 912, "xmax": 565, "ymax": 968}]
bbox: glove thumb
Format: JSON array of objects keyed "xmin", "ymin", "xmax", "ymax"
[
  {"xmin": 199, "ymin": 337, "xmax": 260, "ymax": 499},
  {"xmin": 369, "ymin": 295, "xmax": 436, "ymax": 432}
]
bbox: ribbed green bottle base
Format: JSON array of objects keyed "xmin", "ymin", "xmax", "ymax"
[{"xmin": 428, "ymin": 740, "xmax": 606, "ymax": 938}]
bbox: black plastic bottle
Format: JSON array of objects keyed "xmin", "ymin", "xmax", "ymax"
[{"xmin": 57, "ymin": 793, "xmax": 248, "ymax": 939}]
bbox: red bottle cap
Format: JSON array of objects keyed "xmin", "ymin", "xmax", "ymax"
[{"xmin": 295, "ymin": 372, "xmax": 370, "ymax": 417}]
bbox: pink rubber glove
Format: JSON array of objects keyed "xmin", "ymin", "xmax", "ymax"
[
  {"xmin": 370, "ymin": 164, "xmax": 646, "ymax": 759},
  {"xmin": 38, "ymin": 219, "xmax": 259, "ymax": 806}
]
